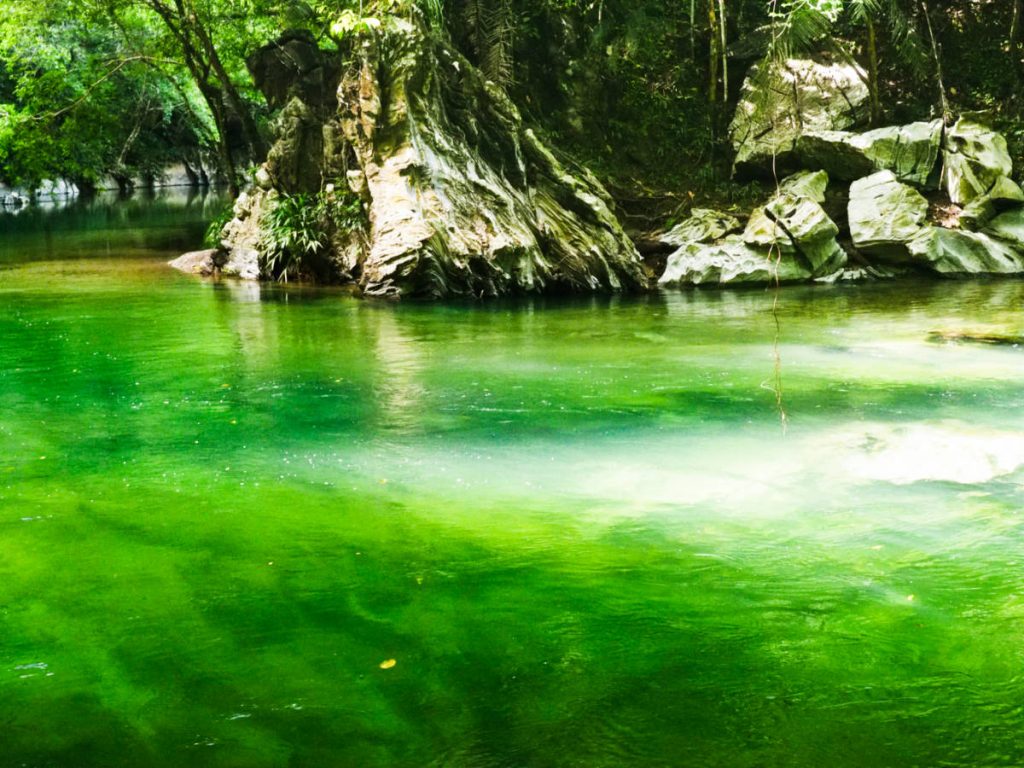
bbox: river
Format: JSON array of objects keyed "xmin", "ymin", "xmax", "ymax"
[{"xmin": 2, "ymin": 191, "xmax": 1024, "ymax": 766}]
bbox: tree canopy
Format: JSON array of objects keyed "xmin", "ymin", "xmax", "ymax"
[{"xmin": 1, "ymin": 0, "xmax": 1022, "ymax": 195}]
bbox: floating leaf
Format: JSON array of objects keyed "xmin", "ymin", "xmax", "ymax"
[{"xmin": 379, "ymin": 659, "xmax": 396, "ymax": 670}]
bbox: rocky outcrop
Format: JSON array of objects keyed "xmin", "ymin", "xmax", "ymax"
[
  {"xmin": 660, "ymin": 170, "xmax": 843, "ymax": 287},
  {"xmin": 906, "ymin": 228, "xmax": 1024, "ymax": 274},
  {"xmin": 206, "ymin": 19, "xmax": 645, "ymax": 298},
  {"xmin": 742, "ymin": 171, "xmax": 845, "ymax": 275},
  {"xmin": 797, "ymin": 120, "xmax": 942, "ymax": 186},
  {"xmin": 730, "ymin": 57, "xmax": 870, "ymax": 175},
  {"xmin": 658, "ymin": 209, "xmax": 741, "ymax": 247},
  {"xmin": 217, "ymin": 191, "xmax": 271, "ymax": 280},
  {"xmin": 958, "ymin": 176, "xmax": 1024, "ymax": 229},
  {"xmin": 168, "ymin": 249, "xmax": 220, "ymax": 275},
  {"xmin": 943, "ymin": 117, "xmax": 1013, "ymax": 205},
  {"xmin": 848, "ymin": 171, "xmax": 928, "ymax": 259},
  {"xmin": 659, "ymin": 235, "xmax": 811, "ymax": 286},
  {"xmin": 984, "ymin": 208, "xmax": 1024, "ymax": 247}
]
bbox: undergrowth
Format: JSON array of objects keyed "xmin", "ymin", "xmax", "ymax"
[{"xmin": 258, "ymin": 190, "xmax": 364, "ymax": 282}]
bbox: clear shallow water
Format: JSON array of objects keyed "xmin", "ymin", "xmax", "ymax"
[{"xmin": 2, "ymin": 193, "xmax": 1024, "ymax": 767}]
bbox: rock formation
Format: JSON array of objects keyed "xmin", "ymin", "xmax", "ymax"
[
  {"xmin": 658, "ymin": 58, "xmax": 1024, "ymax": 288},
  {"xmin": 729, "ymin": 57, "xmax": 870, "ymax": 176},
  {"xmin": 193, "ymin": 19, "xmax": 645, "ymax": 298}
]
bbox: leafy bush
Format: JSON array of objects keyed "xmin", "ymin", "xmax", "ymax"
[
  {"xmin": 203, "ymin": 203, "xmax": 235, "ymax": 248},
  {"xmin": 258, "ymin": 190, "xmax": 365, "ymax": 282}
]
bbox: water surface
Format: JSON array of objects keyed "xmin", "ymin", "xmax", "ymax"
[{"xmin": 2, "ymin": 193, "xmax": 1024, "ymax": 766}]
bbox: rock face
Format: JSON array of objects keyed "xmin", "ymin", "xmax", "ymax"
[
  {"xmin": 848, "ymin": 171, "xmax": 928, "ymax": 258},
  {"xmin": 943, "ymin": 117, "xmax": 1014, "ymax": 205},
  {"xmin": 798, "ymin": 120, "xmax": 942, "ymax": 186},
  {"xmin": 730, "ymin": 58, "xmax": 870, "ymax": 175},
  {"xmin": 218, "ymin": 192, "xmax": 270, "ymax": 280},
  {"xmin": 210, "ymin": 20, "xmax": 645, "ymax": 298}
]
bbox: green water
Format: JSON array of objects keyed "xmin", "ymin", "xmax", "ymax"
[{"xmin": 3, "ymin": 193, "xmax": 1024, "ymax": 767}]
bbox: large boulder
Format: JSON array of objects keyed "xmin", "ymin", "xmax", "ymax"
[
  {"xmin": 797, "ymin": 120, "xmax": 942, "ymax": 187},
  {"xmin": 848, "ymin": 171, "xmax": 928, "ymax": 259},
  {"xmin": 659, "ymin": 235, "xmax": 812, "ymax": 287},
  {"xmin": 764, "ymin": 193, "xmax": 846, "ymax": 274},
  {"xmin": 906, "ymin": 228, "xmax": 1024, "ymax": 274},
  {"xmin": 943, "ymin": 117, "xmax": 1013, "ymax": 205},
  {"xmin": 984, "ymin": 207, "xmax": 1024, "ymax": 246},
  {"xmin": 743, "ymin": 171, "xmax": 845, "ymax": 275},
  {"xmin": 169, "ymin": 249, "xmax": 221, "ymax": 276},
  {"xmin": 730, "ymin": 57, "xmax": 870, "ymax": 175}
]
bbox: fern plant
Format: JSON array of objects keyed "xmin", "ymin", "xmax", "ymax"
[{"xmin": 258, "ymin": 190, "xmax": 365, "ymax": 283}]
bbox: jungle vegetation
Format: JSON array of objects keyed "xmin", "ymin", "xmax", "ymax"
[{"xmin": 1, "ymin": 0, "xmax": 1021, "ymax": 199}]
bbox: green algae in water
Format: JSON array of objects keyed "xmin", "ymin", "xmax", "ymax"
[{"xmin": 3, "ymin": 195, "xmax": 1024, "ymax": 766}]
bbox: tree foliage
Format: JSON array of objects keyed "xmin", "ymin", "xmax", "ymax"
[{"xmin": 2, "ymin": 0, "xmax": 1024, "ymax": 195}]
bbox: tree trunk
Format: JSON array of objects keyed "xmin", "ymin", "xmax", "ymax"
[
  {"xmin": 866, "ymin": 16, "xmax": 880, "ymax": 125},
  {"xmin": 718, "ymin": 0, "xmax": 728, "ymax": 102},
  {"xmin": 690, "ymin": 0, "xmax": 696, "ymax": 60},
  {"xmin": 708, "ymin": 0, "xmax": 718, "ymax": 104},
  {"xmin": 189, "ymin": 12, "xmax": 265, "ymax": 161},
  {"xmin": 920, "ymin": 0, "xmax": 949, "ymax": 122},
  {"xmin": 1011, "ymin": 0, "xmax": 1023, "ymax": 84}
]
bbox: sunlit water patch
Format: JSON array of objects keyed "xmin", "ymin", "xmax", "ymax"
[{"xmin": 2, "ymin": 194, "xmax": 1024, "ymax": 766}]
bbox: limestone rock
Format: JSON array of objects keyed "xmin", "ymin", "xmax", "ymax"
[
  {"xmin": 169, "ymin": 249, "xmax": 221, "ymax": 276},
  {"xmin": 730, "ymin": 57, "xmax": 869, "ymax": 174},
  {"xmin": 796, "ymin": 131, "xmax": 875, "ymax": 181},
  {"xmin": 776, "ymin": 169, "xmax": 829, "ymax": 203},
  {"xmin": 765, "ymin": 193, "xmax": 846, "ymax": 274},
  {"xmin": 659, "ymin": 235, "xmax": 811, "ymax": 287},
  {"xmin": 959, "ymin": 176, "xmax": 1024, "ymax": 230},
  {"xmin": 906, "ymin": 227, "xmax": 1024, "ymax": 275},
  {"xmin": 848, "ymin": 171, "xmax": 928, "ymax": 259},
  {"xmin": 247, "ymin": 29, "xmax": 341, "ymax": 112},
  {"xmin": 984, "ymin": 207, "xmax": 1024, "ymax": 247},
  {"xmin": 219, "ymin": 191, "xmax": 274, "ymax": 280},
  {"xmin": 742, "ymin": 171, "xmax": 845, "ymax": 276},
  {"xmin": 943, "ymin": 118, "xmax": 1013, "ymax": 205},
  {"xmin": 659, "ymin": 209, "xmax": 742, "ymax": 247},
  {"xmin": 798, "ymin": 120, "xmax": 942, "ymax": 186},
  {"xmin": 215, "ymin": 20, "xmax": 645, "ymax": 297}
]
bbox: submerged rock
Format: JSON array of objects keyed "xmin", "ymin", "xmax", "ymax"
[
  {"xmin": 943, "ymin": 117, "xmax": 1014, "ymax": 205},
  {"xmin": 832, "ymin": 421, "xmax": 1024, "ymax": 485},
  {"xmin": 848, "ymin": 171, "xmax": 928, "ymax": 259},
  {"xmin": 928, "ymin": 330, "xmax": 1024, "ymax": 346},
  {"xmin": 797, "ymin": 120, "xmax": 942, "ymax": 187},
  {"xmin": 729, "ymin": 58, "xmax": 869, "ymax": 175}
]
